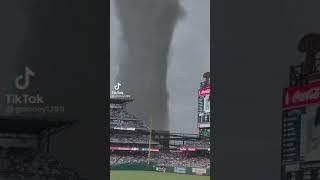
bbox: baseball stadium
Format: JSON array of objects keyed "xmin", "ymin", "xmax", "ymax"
[{"xmin": 110, "ymin": 73, "xmax": 211, "ymax": 180}]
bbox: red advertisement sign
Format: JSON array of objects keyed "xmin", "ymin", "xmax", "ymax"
[
  {"xmin": 178, "ymin": 147, "xmax": 197, "ymax": 151},
  {"xmin": 110, "ymin": 146, "xmax": 159, "ymax": 152},
  {"xmin": 110, "ymin": 146, "xmax": 132, "ymax": 151},
  {"xmin": 283, "ymin": 82, "xmax": 320, "ymax": 109},
  {"xmin": 150, "ymin": 149, "xmax": 160, "ymax": 152},
  {"xmin": 198, "ymin": 88, "xmax": 210, "ymax": 97}
]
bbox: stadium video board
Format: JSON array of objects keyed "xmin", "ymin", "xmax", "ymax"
[{"xmin": 282, "ymin": 82, "xmax": 320, "ymax": 162}]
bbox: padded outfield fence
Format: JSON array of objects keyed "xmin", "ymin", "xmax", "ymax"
[{"xmin": 111, "ymin": 163, "xmax": 210, "ymax": 176}]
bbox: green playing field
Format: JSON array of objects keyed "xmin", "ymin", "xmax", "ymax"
[{"xmin": 110, "ymin": 170, "xmax": 210, "ymax": 180}]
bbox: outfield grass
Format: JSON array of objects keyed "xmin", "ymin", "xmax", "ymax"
[{"xmin": 110, "ymin": 170, "xmax": 210, "ymax": 180}]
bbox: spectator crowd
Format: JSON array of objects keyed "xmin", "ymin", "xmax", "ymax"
[
  {"xmin": 111, "ymin": 134, "xmax": 157, "ymax": 144},
  {"xmin": 0, "ymin": 146, "xmax": 84, "ymax": 179},
  {"xmin": 110, "ymin": 108, "xmax": 137, "ymax": 120},
  {"xmin": 110, "ymin": 107, "xmax": 147, "ymax": 130},
  {"xmin": 110, "ymin": 151, "xmax": 210, "ymax": 169},
  {"xmin": 110, "ymin": 119, "xmax": 146, "ymax": 130}
]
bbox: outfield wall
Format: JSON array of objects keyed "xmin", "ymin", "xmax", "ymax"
[
  {"xmin": 111, "ymin": 163, "xmax": 153, "ymax": 171},
  {"xmin": 153, "ymin": 166, "xmax": 210, "ymax": 176},
  {"xmin": 111, "ymin": 163, "xmax": 210, "ymax": 176}
]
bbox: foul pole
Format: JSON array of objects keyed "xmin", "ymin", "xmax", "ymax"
[{"xmin": 147, "ymin": 114, "xmax": 153, "ymax": 165}]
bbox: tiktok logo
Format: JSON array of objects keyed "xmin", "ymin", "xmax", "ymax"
[
  {"xmin": 114, "ymin": 82, "xmax": 121, "ymax": 90},
  {"xmin": 112, "ymin": 82, "xmax": 127, "ymax": 97},
  {"xmin": 15, "ymin": 66, "xmax": 35, "ymax": 90}
]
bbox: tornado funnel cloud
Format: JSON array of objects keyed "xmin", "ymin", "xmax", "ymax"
[{"xmin": 115, "ymin": 0, "xmax": 182, "ymax": 131}]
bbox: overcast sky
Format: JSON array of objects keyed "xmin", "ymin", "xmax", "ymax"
[{"xmin": 110, "ymin": 0, "xmax": 210, "ymax": 134}]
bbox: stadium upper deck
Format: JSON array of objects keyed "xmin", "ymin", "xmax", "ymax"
[{"xmin": 110, "ymin": 97, "xmax": 147, "ymax": 130}]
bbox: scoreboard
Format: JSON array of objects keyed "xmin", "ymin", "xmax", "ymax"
[
  {"xmin": 281, "ymin": 81, "xmax": 320, "ymax": 179},
  {"xmin": 198, "ymin": 72, "xmax": 210, "ymax": 138}
]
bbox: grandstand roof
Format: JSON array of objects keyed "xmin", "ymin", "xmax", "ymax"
[
  {"xmin": 0, "ymin": 116, "xmax": 76, "ymax": 135},
  {"xmin": 110, "ymin": 97, "xmax": 134, "ymax": 104}
]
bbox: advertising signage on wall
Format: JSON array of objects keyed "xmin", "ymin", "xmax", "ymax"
[
  {"xmin": 198, "ymin": 88, "xmax": 210, "ymax": 97},
  {"xmin": 114, "ymin": 127, "xmax": 136, "ymax": 131},
  {"xmin": 155, "ymin": 167, "xmax": 166, "ymax": 172},
  {"xmin": 192, "ymin": 168, "xmax": 207, "ymax": 176},
  {"xmin": 110, "ymin": 146, "xmax": 160, "ymax": 152},
  {"xmin": 283, "ymin": 82, "xmax": 320, "ymax": 109},
  {"xmin": 198, "ymin": 123, "xmax": 210, "ymax": 128},
  {"xmin": 174, "ymin": 167, "xmax": 186, "ymax": 174},
  {"xmin": 178, "ymin": 147, "xmax": 197, "ymax": 151}
]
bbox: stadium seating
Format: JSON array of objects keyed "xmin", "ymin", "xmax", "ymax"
[
  {"xmin": 110, "ymin": 108, "xmax": 147, "ymax": 130},
  {"xmin": 0, "ymin": 147, "xmax": 82, "ymax": 179},
  {"xmin": 110, "ymin": 152, "xmax": 210, "ymax": 168}
]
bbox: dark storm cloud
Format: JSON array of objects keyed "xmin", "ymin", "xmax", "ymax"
[
  {"xmin": 213, "ymin": 0, "xmax": 320, "ymax": 180},
  {"xmin": 111, "ymin": 0, "xmax": 210, "ymax": 133}
]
